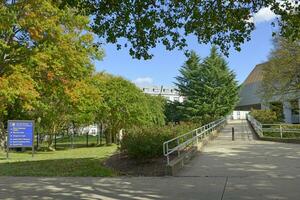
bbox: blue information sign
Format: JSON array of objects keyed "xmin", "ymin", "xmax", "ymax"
[{"xmin": 8, "ymin": 120, "xmax": 34, "ymax": 148}]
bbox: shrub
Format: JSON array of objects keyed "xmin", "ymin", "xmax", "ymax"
[
  {"xmin": 250, "ymin": 109, "xmax": 279, "ymax": 124},
  {"xmin": 121, "ymin": 123, "xmax": 199, "ymax": 159}
]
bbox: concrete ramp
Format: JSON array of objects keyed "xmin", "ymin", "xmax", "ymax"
[
  {"xmin": 216, "ymin": 120, "xmax": 255, "ymax": 142},
  {"xmin": 176, "ymin": 119, "xmax": 300, "ymax": 199},
  {"xmin": 178, "ymin": 120, "xmax": 300, "ymax": 178}
]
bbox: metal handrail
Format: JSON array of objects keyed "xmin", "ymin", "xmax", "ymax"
[
  {"xmin": 247, "ymin": 114, "xmax": 300, "ymax": 138},
  {"xmin": 163, "ymin": 117, "xmax": 227, "ymax": 165},
  {"xmin": 247, "ymin": 114, "xmax": 263, "ymax": 136},
  {"xmin": 262, "ymin": 123, "xmax": 300, "ymax": 126}
]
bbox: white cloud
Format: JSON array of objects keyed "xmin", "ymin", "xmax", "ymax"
[
  {"xmin": 252, "ymin": 7, "xmax": 277, "ymax": 24},
  {"xmin": 133, "ymin": 77, "xmax": 153, "ymax": 85},
  {"xmin": 249, "ymin": 1, "xmax": 297, "ymax": 24}
]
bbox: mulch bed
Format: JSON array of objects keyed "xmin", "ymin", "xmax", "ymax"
[{"xmin": 104, "ymin": 152, "xmax": 169, "ymax": 176}]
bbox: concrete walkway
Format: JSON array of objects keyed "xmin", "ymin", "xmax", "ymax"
[{"xmin": 1, "ymin": 120, "xmax": 300, "ymax": 200}]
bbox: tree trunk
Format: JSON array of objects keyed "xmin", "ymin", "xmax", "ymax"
[
  {"xmin": 47, "ymin": 134, "xmax": 54, "ymax": 150},
  {"xmin": 97, "ymin": 123, "xmax": 102, "ymax": 145},
  {"xmin": 46, "ymin": 127, "xmax": 56, "ymax": 151},
  {"xmin": 0, "ymin": 122, "xmax": 5, "ymax": 150},
  {"xmin": 105, "ymin": 129, "xmax": 112, "ymax": 145},
  {"xmin": 112, "ymin": 131, "xmax": 116, "ymax": 144}
]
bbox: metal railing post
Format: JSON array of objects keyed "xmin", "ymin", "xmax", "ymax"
[
  {"xmin": 167, "ymin": 155, "xmax": 170, "ymax": 165},
  {"xmin": 166, "ymin": 144, "xmax": 169, "ymax": 156},
  {"xmin": 196, "ymin": 130, "xmax": 199, "ymax": 144},
  {"xmin": 280, "ymin": 125, "xmax": 283, "ymax": 138},
  {"xmin": 177, "ymin": 138, "xmax": 180, "ymax": 157}
]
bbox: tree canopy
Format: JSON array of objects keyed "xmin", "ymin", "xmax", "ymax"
[
  {"xmin": 92, "ymin": 73, "xmax": 165, "ymax": 145},
  {"xmin": 0, "ymin": 1, "xmax": 166, "ymax": 149},
  {"xmin": 261, "ymin": 37, "xmax": 300, "ymax": 101},
  {"xmin": 0, "ymin": 0, "xmax": 103, "ymax": 148},
  {"xmin": 60, "ymin": 0, "xmax": 300, "ymax": 59},
  {"xmin": 176, "ymin": 48, "xmax": 239, "ymax": 123}
]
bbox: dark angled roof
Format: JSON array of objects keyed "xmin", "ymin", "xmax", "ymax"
[
  {"xmin": 236, "ymin": 63, "xmax": 266, "ymax": 107},
  {"xmin": 243, "ymin": 63, "xmax": 264, "ymax": 85}
]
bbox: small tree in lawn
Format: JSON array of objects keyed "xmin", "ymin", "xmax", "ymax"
[
  {"xmin": 175, "ymin": 47, "xmax": 239, "ymax": 123},
  {"xmin": 92, "ymin": 74, "xmax": 157, "ymax": 145},
  {"xmin": 66, "ymin": 79, "xmax": 103, "ymax": 138}
]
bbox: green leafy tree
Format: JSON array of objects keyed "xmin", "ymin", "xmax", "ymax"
[
  {"xmin": 67, "ymin": 79, "xmax": 102, "ymax": 133},
  {"xmin": 61, "ymin": 0, "xmax": 299, "ymax": 59},
  {"xmin": 261, "ymin": 38, "xmax": 300, "ymax": 101},
  {"xmin": 176, "ymin": 48, "xmax": 239, "ymax": 123},
  {"xmin": 0, "ymin": 0, "xmax": 103, "ymax": 149},
  {"xmin": 92, "ymin": 73, "xmax": 165, "ymax": 145},
  {"xmin": 90, "ymin": 73, "xmax": 111, "ymax": 135},
  {"xmin": 164, "ymin": 101, "xmax": 185, "ymax": 124},
  {"xmin": 144, "ymin": 95, "xmax": 166, "ymax": 126}
]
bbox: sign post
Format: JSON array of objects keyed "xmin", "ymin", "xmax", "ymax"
[{"xmin": 7, "ymin": 120, "xmax": 35, "ymax": 159}]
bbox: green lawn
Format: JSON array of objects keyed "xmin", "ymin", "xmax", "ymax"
[
  {"xmin": 263, "ymin": 132, "xmax": 300, "ymax": 138},
  {"xmin": 38, "ymin": 135, "xmax": 106, "ymax": 150},
  {"xmin": 0, "ymin": 145, "xmax": 118, "ymax": 177}
]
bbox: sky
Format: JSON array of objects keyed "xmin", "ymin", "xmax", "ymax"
[{"xmin": 95, "ymin": 7, "xmax": 278, "ymax": 87}]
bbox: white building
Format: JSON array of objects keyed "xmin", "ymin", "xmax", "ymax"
[
  {"xmin": 231, "ymin": 111, "xmax": 250, "ymax": 120},
  {"xmin": 81, "ymin": 125, "xmax": 98, "ymax": 136},
  {"xmin": 140, "ymin": 86, "xmax": 184, "ymax": 103},
  {"xmin": 236, "ymin": 63, "xmax": 300, "ymax": 124},
  {"xmin": 69, "ymin": 125, "xmax": 98, "ymax": 136}
]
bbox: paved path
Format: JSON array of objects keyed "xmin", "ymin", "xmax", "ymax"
[{"xmin": 1, "ymin": 120, "xmax": 300, "ymax": 200}]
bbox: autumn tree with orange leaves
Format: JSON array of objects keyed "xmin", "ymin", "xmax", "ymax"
[{"xmin": 0, "ymin": 0, "xmax": 103, "ymax": 149}]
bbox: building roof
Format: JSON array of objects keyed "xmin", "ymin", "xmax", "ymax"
[
  {"xmin": 140, "ymin": 85, "xmax": 180, "ymax": 96},
  {"xmin": 237, "ymin": 63, "xmax": 266, "ymax": 107},
  {"xmin": 243, "ymin": 63, "xmax": 264, "ymax": 85}
]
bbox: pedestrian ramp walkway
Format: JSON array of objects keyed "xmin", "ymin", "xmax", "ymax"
[
  {"xmin": 215, "ymin": 120, "xmax": 256, "ymax": 142},
  {"xmin": 177, "ymin": 119, "xmax": 300, "ymax": 179}
]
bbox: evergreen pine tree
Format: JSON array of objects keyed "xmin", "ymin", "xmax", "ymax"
[{"xmin": 175, "ymin": 47, "xmax": 239, "ymax": 123}]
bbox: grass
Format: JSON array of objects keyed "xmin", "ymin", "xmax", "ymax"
[
  {"xmin": 0, "ymin": 145, "xmax": 118, "ymax": 177},
  {"xmin": 263, "ymin": 132, "xmax": 300, "ymax": 138},
  {"xmin": 38, "ymin": 135, "xmax": 106, "ymax": 150},
  {"xmin": 56, "ymin": 134, "xmax": 101, "ymax": 144}
]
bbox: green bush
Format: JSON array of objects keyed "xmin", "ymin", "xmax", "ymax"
[
  {"xmin": 121, "ymin": 123, "xmax": 199, "ymax": 159},
  {"xmin": 250, "ymin": 109, "xmax": 279, "ymax": 124}
]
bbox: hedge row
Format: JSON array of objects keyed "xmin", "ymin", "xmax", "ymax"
[{"xmin": 121, "ymin": 123, "xmax": 199, "ymax": 159}]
